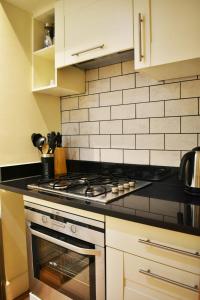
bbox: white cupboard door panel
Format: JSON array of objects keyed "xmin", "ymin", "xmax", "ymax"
[
  {"xmin": 106, "ymin": 217, "xmax": 200, "ymax": 275},
  {"xmin": 55, "ymin": 0, "xmax": 65, "ymax": 68},
  {"xmin": 134, "ymin": 0, "xmax": 150, "ymax": 69},
  {"xmin": 150, "ymin": 0, "xmax": 200, "ymax": 66},
  {"xmin": 124, "ymin": 253, "xmax": 200, "ymax": 300},
  {"xmin": 106, "ymin": 247, "xmax": 123, "ymax": 300},
  {"xmin": 64, "ymin": 0, "xmax": 134, "ymax": 65}
]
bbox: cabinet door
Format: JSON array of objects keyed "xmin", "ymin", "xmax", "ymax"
[
  {"xmin": 134, "ymin": 0, "xmax": 150, "ymax": 69},
  {"xmin": 64, "ymin": 0, "xmax": 134, "ymax": 65},
  {"xmin": 55, "ymin": 0, "xmax": 65, "ymax": 68},
  {"xmin": 106, "ymin": 247, "xmax": 123, "ymax": 300},
  {"xmin": 150, "ymin": 0, "xmax": 200, "ymax": 66}
]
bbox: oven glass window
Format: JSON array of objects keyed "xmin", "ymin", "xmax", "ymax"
[{"xmin": 31, "ymin": 226, "xmax": 96, "ymax": 300}]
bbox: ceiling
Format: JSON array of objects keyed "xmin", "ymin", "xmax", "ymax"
[{"xmin": 5, "ymin": 0, "xmax": 57, "ymax": 15}]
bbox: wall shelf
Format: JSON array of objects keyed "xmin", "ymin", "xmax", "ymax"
[{"xmin": 32, "ymin": 6, "xmax": 85, "ymax": 97}]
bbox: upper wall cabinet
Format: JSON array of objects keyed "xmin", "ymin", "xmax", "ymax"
[
  {"xmin": 56, "ymin": 0, "xmax": 134, "ymax": 68},
  {"xmin": 134, "ymin": 0, "xmax": 200, "ymax": 80},
  {"xmin": 32, "ymin": 5, "xmax": 85, "ymax": 97}
]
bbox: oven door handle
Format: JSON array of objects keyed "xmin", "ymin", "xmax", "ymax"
[{"xmin": 30, "ymin": 228, "xmax": 100, "ymax": 256}]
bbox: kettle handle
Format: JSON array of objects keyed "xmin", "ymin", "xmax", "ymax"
[{"xmin": 179, "ymin": 151, "xmax": 194, "ymax": 181}]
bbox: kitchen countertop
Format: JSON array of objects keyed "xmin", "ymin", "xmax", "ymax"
[{"xmin": 0, "ymin": 172, "xmax": 200, "ymax": 236}]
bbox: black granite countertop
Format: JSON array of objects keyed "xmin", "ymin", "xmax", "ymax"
[{"xmin": 0, "ymin": 170, "xmax": 200, "ymax": 236}]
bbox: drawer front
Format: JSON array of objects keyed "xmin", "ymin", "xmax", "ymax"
[
  {"xmin": 106, "ymin": 217, "xmax": 200, "ymax": 274},
  {"xmin": 124, "ymin": 282, "xmax": 178, "ymax": 300},
  {"xmin": 124, "ymin": 253, "xmax": 200, "ymax": 300}
]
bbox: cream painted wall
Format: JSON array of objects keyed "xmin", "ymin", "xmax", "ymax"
[{"xmin": 0, "ymin": 1, "xmax": 60, "ymax": 166}]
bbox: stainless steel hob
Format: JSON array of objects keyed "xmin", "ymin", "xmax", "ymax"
[{"xmin": 27, "ymin": 173, "xmax": 151, "ymax": 204}]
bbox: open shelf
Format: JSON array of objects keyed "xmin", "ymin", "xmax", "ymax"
[
  {"xmin": 33, "ymin": 45, "xmax": 55, "ymax": 60},
  {"xmin": 32, "ymin": 5, "xmax": 85, "ymax": 97}
]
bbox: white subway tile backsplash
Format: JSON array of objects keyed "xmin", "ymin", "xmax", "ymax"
[
  {"xmin": 65, "ymin": 147, "xmax": 79, "ymax": 160},
  {"xmin": 136, "ymin": 73, "xmax": 160, "ymax": 87},
  {"xmin": 99, "ymin": 63, "xmax": 121, "ymax": 79},
  {"xmin": 90, "ymin": 135, "xmax": 110, "ymax": 148},
  {"xmin": 150, "ymin": 117, "xmax": 180, "ymax": 133},
  {"xmin": 62, "ymin": 123, "xmax": 79, "ymax": 135},
  {"xmin": 79, "ymin": 94, "xmax": 99, "ymax": 108},
  {"xmin": 122, "ymin": 60, "xmax": 135, "ymax": 75},
  {"xmin": 70, "ymin": 109, "xmax": 88, "ymax": 122},
  {"xmin": 80, "ymin": 122, "xmax": 99, "ymax": 135},
  {"xmin": 150, "ymin": 83, "xmax": 180, "ymax": 101},
  {"xmin": 62, "ymin": 136, "xmax": 71, "ymax": 147},
  {"xmin": 123, "ymin": 87, "xmax": 149, "ymax": 104},
  {"xmin": 137, "ymin": 101, "xmax": 164, "ymax": 118},
  {"xmin": 111, "ymin": 135, "xmax": 135, "ymax": 149},
  {"xmin": 181, "ymin": 80, "xmax": 200, "ymax": 98},
  {"xmin": 124, "ymin": 150, "xmax": 149, "ymax": 165},
  {"xmin": 100, "ymin": 91, "xmax": 122, "ymax": 106},
  {"xmin": 62, "ymin": 97, "xmax": 78, "ymax": 110},
  {"xmin": 101, "ymin": 149, "xmax": 123, "ymax": 163},
  {"xmin": 165, "ymin": 134, "xmax": 197, "ymax": 150},
  {"xmin": 61, "ymin": 63, "xmax": 200, "ymax": 166},
  {"xmin": 111, "ymin": 74, "xmax": 135, "ymax": 91},
  {"xmin": 181, "ymin": 116, "xmax": 200, "ymax": 133},
  {"xmin": 151, "ymin": 151, "xmax": 180, "ymax": 166},
  {"xmin": 62, "ymin": 111, "xmax": 70, "ymax": 123},
  {"xmin": 136, "ymin": 134, "xmax": 164, "ymax": 150},
  {"xmin": 89, "ymin": 78, "xmax": 110, "ymax": 94},
  {"xmin": 111, "ymin": 104, "xmax": 135, "ymax": 120},
  {"xmin": 71, "ymin": 135, "xmax": 89, "ymax": 148},
  {"xmin": 86, "ymin": 68, "xmax": 98, "ymax": 81},
  {"xmin": 80, "ymin": 148, "xmax": 100, "ymax": 161},
  {"xmin": 100, "ymin": 120, "xmax": 122, "ymax": 134},
  {"xmin": 123, "ymin": 119, "xmax": 149, "ymax": 134},
  {"xmin": 89, "ymin": 107, "xmax": 110, "ymax": 121},
  {"xmin": 165, "ymin": 98, "xmax": 198, "ymax": 116}
]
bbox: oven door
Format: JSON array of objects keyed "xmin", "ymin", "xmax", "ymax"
[{"xmin": 27, "ymin": 223, "xmax": 105, "ymax": 300}]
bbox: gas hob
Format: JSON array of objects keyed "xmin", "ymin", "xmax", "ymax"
[{"xmin": 27, "ymin": 173, "xmax": 151, "ymax": 204}]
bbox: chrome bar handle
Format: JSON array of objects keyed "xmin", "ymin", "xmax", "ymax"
[
  {"xmin": 30, "ymin": 228, "xmax": 100, "ymax": 256},
  {"xmin": 139, "ymin": 269, "xmax": 200, "ymax": 293},
  {"xmin": 138, "ymin": 13, "xmax": 144, "ymax": 62},
  {"xmin": 138, "ymin": 238, "xmax": 200, "ymax": 259},
  {"xmin": 72, "ymin": 44, "xmax": 104, "ymax": 56}
]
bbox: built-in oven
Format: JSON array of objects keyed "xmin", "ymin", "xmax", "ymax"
[{"xmin": 25, "ymin": 202, "xmax": 105, "ymax": 300}]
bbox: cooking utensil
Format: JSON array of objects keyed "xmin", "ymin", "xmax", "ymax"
[
  {"xmin": 31, "ymin": 133, "xmax": 42, "ymax": 147},
  {"xmin": 47, "ymin": 132, "xmax": 57, "ymax": 154},
  {"xmin": 35, "ymin": 136, "xmax": 46, "ymax": 153}
]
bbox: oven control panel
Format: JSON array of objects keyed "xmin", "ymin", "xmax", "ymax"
[{"xmin": 25, "ymin": 204, "xmax": 105, "ymax": 247}]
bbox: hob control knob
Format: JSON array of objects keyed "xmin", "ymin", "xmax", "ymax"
[
  {"xmin": 123, "ymin": 183, "xmax": 130, "ymax": 189},
  {"xmin": 71, "ymin": 224, "xmax": 77, "ymax": 234},
  {"xmin": 129, "ymin": 181, "xmax": 135, "ymax": 187},
  {"xmin": 112, "ymin": 187, "xmax": 119, "ymax": 193},
  {"xmin": 42, "ymin": 215, "xmax": 48, "ymax": 223},
  {"xmin": 118, "ymin": 185, "xmax": 124, "ymax": 191}
]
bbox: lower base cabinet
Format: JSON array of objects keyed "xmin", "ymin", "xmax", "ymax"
[
  {"xmin": 106, "ymin": 247, "xmax": 199, "ymax": 300},
  {"xmin": 106, "ymin": 217, "xmax": 200, "ymax": 300}
]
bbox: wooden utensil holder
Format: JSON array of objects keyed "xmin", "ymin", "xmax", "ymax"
[{"xmin": 54, "ymin": 147, "xmax": 67, "ymax": 176}]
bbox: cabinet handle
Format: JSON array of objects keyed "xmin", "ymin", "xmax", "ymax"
[
  {"xmin": 71, "ymin": 44, "xmax": 104, "ymax": 56},
  {"xmin": 139, "ymin": 269, "xmax": 200, "ymax": 293},
  {"xmin": 138, "ymin": 13, "xmax": 144, "ymax": 62},
  {"xmin": 138, "ymin": 238, "xmax": 200, "ymax": 259}
]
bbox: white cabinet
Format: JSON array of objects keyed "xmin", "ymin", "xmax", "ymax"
[
  {"xmin": 32, "ymin": 5, "xmax": 85, "ymax": 96},
  {"xmin": 57, "ymin": 0, "xmax": 134, "ymax": 67},
  {"xmin": 134, "ymin": 0, "xmax": 200, "ymax": 80},
  {"xmin": 106, "ymin": 217, "xmax": 200, "ymax": 300}
]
